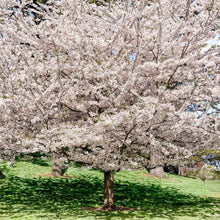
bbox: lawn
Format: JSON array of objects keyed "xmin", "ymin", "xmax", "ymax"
[{"xmin": 0, "ymin": 161, "xmax": 219, "ymax": 220}]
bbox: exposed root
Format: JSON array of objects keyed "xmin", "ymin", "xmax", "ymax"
[{"xmin": 83, "ymin": 205, "xmax": 136, "ymax": 212}]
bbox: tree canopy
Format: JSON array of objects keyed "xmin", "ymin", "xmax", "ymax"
[{"xmin": 0, "ymin": 0, "xmax": 220, "ymax": 209}]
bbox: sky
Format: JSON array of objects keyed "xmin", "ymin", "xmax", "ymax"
[{"xmin": 202, "ymin": 33, "xmax": 220, "ymax": 52}]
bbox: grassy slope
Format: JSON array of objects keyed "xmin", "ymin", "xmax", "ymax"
[{"xmin": 0, "ymin": 161, "xmax": 219, "ymax": 220}]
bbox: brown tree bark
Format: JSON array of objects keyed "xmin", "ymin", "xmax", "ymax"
[
  {"xmin": 103, "ymin": 171, "xmax": 115, "ymax": 209},
  {"xmin": 0, "ymin": 170, "xmax": 5, "ymax": 178},
  {"xmin": 51, "ymin": 154, "xmax": 63, "ymax": 177},
  {"xmin": 150, "ymin": 166, "xmax": 166, "ymax": 178},
  {"xmin": 149, "ymin": 144, "xmax": 166, "ymax": 178}
]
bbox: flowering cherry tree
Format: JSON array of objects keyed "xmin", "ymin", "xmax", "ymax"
[{"xmin": 0, "ymin": 0, "xmax": 219, "ymax": 210}]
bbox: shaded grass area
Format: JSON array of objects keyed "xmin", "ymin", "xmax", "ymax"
[{"xmin": 0, "ymin": 162, "xmax": 219, "ymax": 219}]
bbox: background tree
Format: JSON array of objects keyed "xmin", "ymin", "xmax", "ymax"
[{"xmin": 0, "ymin": 0, "xmax": 220, "ymax": 210}]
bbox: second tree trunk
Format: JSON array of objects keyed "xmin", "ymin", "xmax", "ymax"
[
  {"xmin": 150, "ymin": 166, "xmax": 166, "ymax": 178},
  {"xmin": 0, "ymin": 170, "xmax": 5, "ymax": 178}
]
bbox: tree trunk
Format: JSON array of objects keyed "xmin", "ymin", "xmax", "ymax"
[
  {"xmin": 51, "ymin": 154, "xmax": 63, "ymax": 177},
  {"xmin": 149, "ymin": 145, "xmax": 166, "ymax": 178},
  {"xmin": 103, "ymin": 171, "xmax": 115, "ymax": 209},
  {"xmin": 150, "ymin": 166, "xmax": 166, "ymax": 178},
  {"xmin": 0, "ymin": 170, "xmax": 5, "ymax": 178}
]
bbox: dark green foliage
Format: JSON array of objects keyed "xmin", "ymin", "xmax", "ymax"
[
  {"xmin": 15, "ymin": 153, "xmax": 25, "ymax": 161},
  {"xmin": 32, "ymin": 159, "xmax": 50, "ymax": 167},
  {"xmin": 29, "ymin": 152, "xmax": 50, "ymax": 167},
  {"xmin": 15, "ymin": 152, "xmax": 50, "ymax": 167}
]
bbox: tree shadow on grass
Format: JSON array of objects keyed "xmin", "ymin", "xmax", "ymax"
[
  {"xmin": 0, "ymin": 175, "xmax": 219, "ymax": 219},
  {"xmin": 32, "ymin": 159, "xmax": 50, "ymax": 167}
]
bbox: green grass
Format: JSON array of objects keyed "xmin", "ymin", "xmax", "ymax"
[{"xmin": 0, "ymin": 161, "xmax": 220, "ymax": 220}]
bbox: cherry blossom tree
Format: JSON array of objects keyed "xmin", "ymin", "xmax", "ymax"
[{"xmin": 0, "ymin": 0, "xmax": 220, "ymax": 210}]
